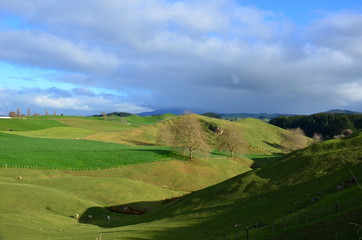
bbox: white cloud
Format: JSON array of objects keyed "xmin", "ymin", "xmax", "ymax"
[
  {"xmin": 0, "ymin": 30, "xmax": 121, "ymax": 74},
  {"xmin": 0, "ymin": 1, "xmax": 362, "ymax": 113},
  {"xmin": 0, "ymin": 88, "xmax": 151, "ymax": 114}
]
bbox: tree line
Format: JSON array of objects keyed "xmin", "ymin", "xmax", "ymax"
[
  {"xmin": 269, "ymin": 113, "xmax": 362, "ymax": 139},
  {"xmin": 8, "ymin": 108, "xmax": 57, "ymax": 117}
]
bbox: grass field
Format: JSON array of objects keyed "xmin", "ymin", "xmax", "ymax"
[
  {"xmin": 0, "ymin": 132, "xmax": 178, "ymax": 170},
  {"xmin": 1, "ymin": 115, "xmax": 296, "ymax": 155},
  {"xmin": 0, "ymin": 119, "xmax": 66, "ymax": 131},
  {"xmin": 1, "ymin": 114, "xmax": 359, "ymax": 240},
  {"xmin": 4, "ymin": 127, "xmax": 96, "ymax": 139}
]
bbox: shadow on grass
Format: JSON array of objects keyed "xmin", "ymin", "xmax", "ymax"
[
  {"xmin": 127, "ymin": 148, "xmax": 188, "ymax": 160},
  {"xmin": 79, "ymin": 198, "xmax": 181, "ymax": 228},
  {"xmin": 77, "ymin": 166, "xmax": 362, "ymax": 240},
  {"xmin": 262, "ymin": 141, "xmax": 283, "ymax": 150}
]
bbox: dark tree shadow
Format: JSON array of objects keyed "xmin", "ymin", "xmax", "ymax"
[
  {"xmin": 78, "ymin": 197, "xmax": 182, "ymax": 228},
  {"xmin": 263, "ymin": 141, "xmax": 283, "ymax": 150},
  {"xmin": 127, "ymin": 148, "xmax": 188, "ymax": 160}
]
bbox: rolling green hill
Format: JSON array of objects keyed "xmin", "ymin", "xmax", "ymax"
[
  {"xmin": 0, "ymin": 132, "xmax": 178, "ymax": 169},
  {"xmin": 2, "ymin": 114, "xmax": 353, "ymax": 240},
  {"xmin": 0, "ymin": 118, "xmax": 65, "ymax": 131},
  {"xmin": 124, "ymin": 113, "xmax": 177, "ymax": 125},
  {"xmin": 137, "ymin": 132, "xmax": 362, "ymax": 240},
  {"xmin": 1, "ymin": 132, "xmax": 360, "ymax": 239},
  {"xmin": 1, "ymin": 114, "xmax": 303, "ymax": 155}
]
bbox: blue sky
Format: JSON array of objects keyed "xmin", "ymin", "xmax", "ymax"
[{"xmin": 0, "ymin": 0, "xmax": 362, "ymax": 115}]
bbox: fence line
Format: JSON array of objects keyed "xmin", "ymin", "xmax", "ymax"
[
  {"xmin": 249, "ymin": 195, "xmax": 362, "ymax": 240},
  {"xmin": 194, "ymin": 195, "xmax": 362, "ymax": 240},
  {"xmin": 0, "ymin": 163, "xmax": 128, "ymax": 172}
]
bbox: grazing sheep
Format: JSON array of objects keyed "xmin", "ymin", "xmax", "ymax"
[
  {"xmin": 336, "ymin": 182, "xmax": 345, "ymax": 190},
  {"xmin": 74, "ymin": 213, "xmax": 79, "ymax": 219},
  {"xmin": 87, "ymin": 215, "xmax": 93, "ymax": 220},
  {"xmin": 17, "ymin": 176, "xmax": 22, "ymax": 180}
]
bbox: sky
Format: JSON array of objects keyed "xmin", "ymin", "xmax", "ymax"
[{"xmin": 0, "ymin": 0, "xmax": 362, "ymax": 115}]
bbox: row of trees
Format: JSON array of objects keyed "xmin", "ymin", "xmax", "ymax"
[
  {"xmin": 157, "ymin": 114, "xmax": 245, "ymax": 159},
  {"xmin": 9, "ymin": 108, "xmax": 57, "ymax": 117},
  {"xmin": 270, "ymin": 113, "xmax": 360, "ymax": 139}
]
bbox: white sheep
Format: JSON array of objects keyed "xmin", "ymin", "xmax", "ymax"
[
  {"xmin": 74, "ymin": 213, "xmax": 79, "ymax": 219},
  {"xmin": 88, "ymin": 215, "xmax": 93, "ymax": 220},
  {"xmin": 107, "ymin": 215, "xmax": 111, "ymax": 221}
]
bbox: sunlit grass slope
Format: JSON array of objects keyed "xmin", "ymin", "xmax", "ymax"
[
  {"xmin": 0, "ymin": 118, "xmax": 65, "ymax": 131},
  {"xmin": 198, "ymin": 115, "xmax": 302, "ymax": 154},
  {"xmin": 55, "ymin": 118, "xmax": 136, "ymax": 131},
  {"xmin": 4, "ymin": 127, "xmax": 96, "ymax": 139},
  {"xmin": 0, "ymin": 168, "xmax": 183, "ymax": 240},
  {"xmin": 0, "ymin": 132, "xmax": 176, "ymax": 169},
  {"xmin": 124, "ymin": 113, "xmax": 176, "ymax": 125},
  {"xmin": 84, "ymin": 123, "xmax": 161, "ymax": 145},
  {"xmin": 86, "ymin": 115, "xmax": 296, "ymax": 154},
  {"xmin": 0, "ymin": 153, "xmax": 253, "ymax": 240},
  {"xmin": 1, "ymin": 118, "xmax": 360, "ymax": 239},
  {"xmin": 1, "ymin": 115, "xmax": 303, "ymax": 155},
  {"xmin": 136, "ymin": 132, "xmax": 362, "ymax": 240}
]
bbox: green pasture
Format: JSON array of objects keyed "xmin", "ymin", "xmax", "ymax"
[
  {"xmin": 0, "ymin": 114, "xmax": 361, "ymax": 239},
  {"xmin": 0, "ymin": 119, "xmax": 65, "ymax": 131},
  {"xmin": 0, "ymin": 132, "xmax": 177, "ymax": 170},
  {"xmin": 125, "ymin": 113, "xmax": 176, "ymax": 125},
  {"xmin": 4, "ymin": 127, "xmax": 96, "ymax": 139},
  {"xmin": 54, "ymin": 118, "xmax": 136, "ymax": 131}
]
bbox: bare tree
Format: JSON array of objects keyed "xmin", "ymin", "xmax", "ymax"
[
  {"xmin": 333, "ymin": 129, "xmax": 353, "ymax": 139},
  {"xmin": 120, "ymin": 117, "xmax": 128, "ymax": 124},
  {"xmin": 45, "ymin": 109, "xmax": 49, "ymax": 116},
  {"xmin": 101, "ymin": 112, "xmax": 107, "ymax": 121},
  {"xmin": 312, "ymin": 133, "xmax": 323, "ymax": 143},
  {"xmin": 282, "ymin": 127, "xmax": 309, "ymax": 152},
  {"xmin": 217, "ymin": 123, "xmax": 245, "ymax": 157},
  {"xmin": 9, "ymin": 111, "xmax": 16, "ymax": 118},
  {"xmin": 16, "ymin": 107, "xmax": 21, "ymax": 118},
  {"xmin": 168, "ymin": 114, "xmax": 210, "ymax": 159},
  {"xmin": 157, "ymin": 124, "xmax": 173, "ymax": 146},
  {"xmin": 27, "ymin": 108, "xmax": 31, "ymax": 117},
  {"xmin": 53, "ymin": 111, "xmax": 57, "ymax": 116}
]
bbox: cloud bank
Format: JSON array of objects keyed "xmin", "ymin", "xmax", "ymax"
[{"xmin": 0, "ymin": 0, "xmax": 362, "ymax": 114}]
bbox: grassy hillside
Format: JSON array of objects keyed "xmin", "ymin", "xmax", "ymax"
[
  {"xmin": 137, "ymin": 132, "xmax": 362, "ymax": 240},
  {"xmin": 0, "ymin": 168, "xmax": 183, "ymax": 240},
  {"xmin": 125, "ymin": 113, "xmax": 176, "ymax": 125},
  {"xmin": 198, "ymin": 115, "xmax": 304, "ymax": 154},
  {"xmin": 4, "ymin": 127, "xmax": 96, "ymax": 139},
  {"xmin": 1, "ymin": 114, "xmax": 302, "ymax": 155},
  {"xmin": 87, "ymin": 115, "xmax": 298, "ymax": 154},
  {"xmin": 55, "ymin": 118, "xmax": 135, "ymax": 131},
  {"xmin": 0, "ymin": 132, "xmax": 178, "ymax": 169},
  {"xmin": 0, "ymin": 154, "xmax": 253, "ymax": 240},
  {"xmin": 0, "ymin": 119, "xmax": 65, "ymax": 131},
  {"xmin": 1, "ymin": 114, "xmax": 343, "ymax": 240}
]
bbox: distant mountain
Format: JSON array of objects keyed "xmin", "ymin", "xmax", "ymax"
[
  {"xmin": 138, "ymin": 109, "xmax": 295, "ymax": 120},
  {"xmin": 221, "ymin": 113, "xmax": 295, "ymax": 121},
  {"xmin": 137, "ymin": 108, "xmax": 202, "ymax": 116},
  {"xmin": 323, "ymin": 109, "xmax": 360, "ymax": 114},
  {"xmin": 138, "ymin": 108, "xmax": 361, "ymax": 119}
]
